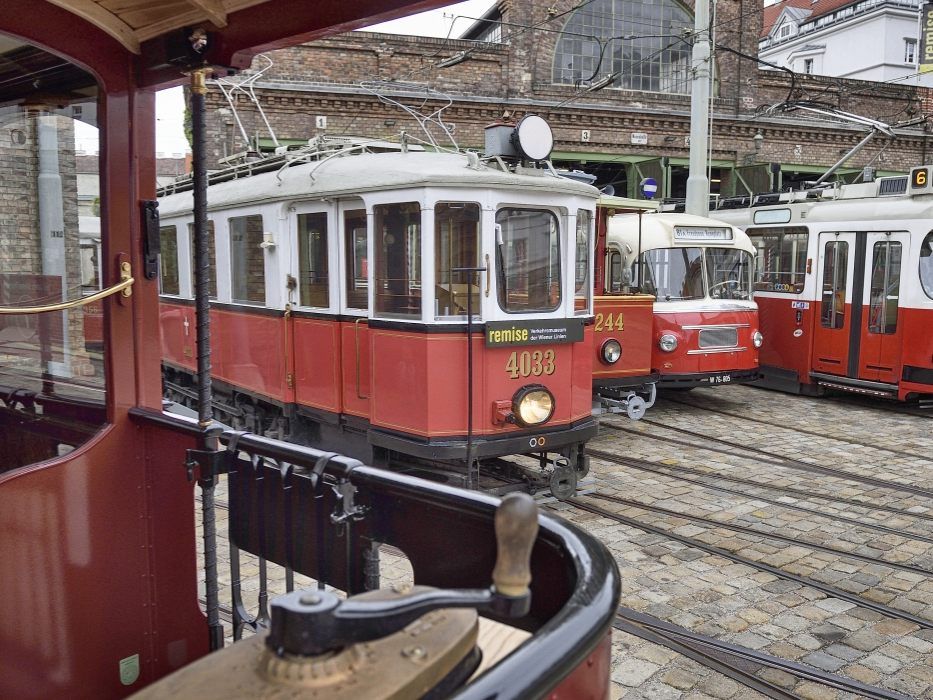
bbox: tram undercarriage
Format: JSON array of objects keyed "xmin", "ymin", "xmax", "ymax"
[{"xmin": 163, "ymin": 365, "xmax": 594, "ymax": 499}]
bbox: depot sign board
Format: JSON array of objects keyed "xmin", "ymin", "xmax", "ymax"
[
  {"xmin": 922, "ymin": 3, "xmax": 933, "ymax": 73},
  {"xmin": 486, "ymin": 319, "xmax": 584, "ymax": 347}
]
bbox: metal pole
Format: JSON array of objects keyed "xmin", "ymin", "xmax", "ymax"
[
  {"xmin": 454, "ymin": 266, "xmax": 485, "ymax": 489},
  {"xmin": 191, "ymin": 67, "xmax": 224, "ymax": 652},
  {"xmin": 811, "ymin": 129, "xmax": 878, "ymax": 186},
  {"xmin": 636, "ymin": 210, "xmax": 644, "ymax": 293},
  {"xmin": 685, "ymin": 0, "xmax": 712, "ymax": 216}
]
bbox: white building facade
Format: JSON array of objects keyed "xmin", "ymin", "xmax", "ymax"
[{"xmin": 760, "ymin": 0, "xmax": 933, "ymax": 87}]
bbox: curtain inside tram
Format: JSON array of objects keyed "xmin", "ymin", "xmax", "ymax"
[{"xmin": 0, "ymin": 36, "xmax": 107, "ymax": 473}]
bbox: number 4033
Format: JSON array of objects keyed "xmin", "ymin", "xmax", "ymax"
[{"xmin": 505, "ymin": 350, "xmax": 555, "ymax": 379}]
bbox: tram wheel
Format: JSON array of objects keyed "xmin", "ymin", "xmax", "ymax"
[
  {"xmin": 549, "ymin": 465, "xmax": 577, "ymax": 500},
  {"xmin": 625, "ymin": 395, "xmax": 647, "ymax": 420}
]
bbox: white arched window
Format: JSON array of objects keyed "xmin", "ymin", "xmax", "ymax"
[{"xmin": 553, "ymin": 0, "xmax": 694, "ymax": 94}]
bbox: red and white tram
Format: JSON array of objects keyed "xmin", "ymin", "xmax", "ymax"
[
  {"xmin": 157, "ymin": 134, "xmax": 600, "ymax": 496},
  {"xmin": 713, "ymin": 170, "xmax": 933, "ymax": 401},
  {"xmin": 598, "ymin": 210, "xmax": 762, "ymax": 390}
]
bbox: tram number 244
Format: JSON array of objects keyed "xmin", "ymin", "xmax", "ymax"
[
  {"xmin": 594, "ymin": 312, "xmax": 624, "ymax": 332},
  {"xmin": 506, "ymin": 350, "xmax": 556, "ymax": 379}
]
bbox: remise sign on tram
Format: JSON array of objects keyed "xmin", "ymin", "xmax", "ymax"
[{"xmin": 486, "ymin": 319, "xmax": 585, "ymax": 347}]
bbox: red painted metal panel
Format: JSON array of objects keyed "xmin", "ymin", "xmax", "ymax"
[
  {"xmin": 811, "ymin": 302, "xmax": 850, "ymax": 376},
  {"xmin": 293, "ymin": 317, "xmax": 342, "ymax": 412},
  {"xmin": 857, "ymin": 303, "xmax": 904, "ymax": 385},
  {"xmin": 898, "ymin": 307, "xmax": 933, "ymax": 399},
  {"xmin": 340, "ymin": 321, "xmax": 371, "ymax": 419},
  {"xmin": 160, "ymin": 302, "xmax": 196, "ymax": 371},
  {"xmin": 756, "ymin": 297, "xmax": 813, "ymax": 383},
  {"xmin": 546, "ymin": 631, "xmax": 612, "ymax": 700},
  {"xmin": 653, "ymin": 310, "xmax": 759, "ymax": 376},
  {"xmin": 571, "ymin": 325, "xmax": 596, "ymax": 419},
  {"xmin": 370, "ymin": 330, "xmax": 430, "ymax": 434},
  {"xmin": 592, "ymin": 295, "xmax": 654, "ymax": 379},
  {"xmin": 212, "ymin": 309, "xmax": 289, "ymax": 403}
]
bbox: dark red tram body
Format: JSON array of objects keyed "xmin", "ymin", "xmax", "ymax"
[
  {"xmin": 157, "ymin": 148, "xmax": 600, "ymax": 492},
  {"xmin": 0, "ymin": 3, "xmax": 619, "ymax": 699}
]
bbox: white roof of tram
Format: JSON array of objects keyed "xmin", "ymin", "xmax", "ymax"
[
  {"xmin": 606, "ymin": 211, "xmax": 755, "ymax": 255},
  {"xmin": 158, "ymin": 151, "xmax": 599, "ymax": 217}
]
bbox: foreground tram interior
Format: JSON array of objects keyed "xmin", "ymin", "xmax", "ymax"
[{"xmin": 0, "ymin": 3, "xmax": 619, "ymax": 699}]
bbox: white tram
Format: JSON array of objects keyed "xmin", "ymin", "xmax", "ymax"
[
  {"xmin": 713, "ymin": 168, "xmax": 933, "ymax": 402},
  {"xmin": 600, "ymin": 212, "xmax": 762, "ymax": 388},
  {"xmin": 156, "ymin": 128, "xmax": 603, "ymax": 496}
]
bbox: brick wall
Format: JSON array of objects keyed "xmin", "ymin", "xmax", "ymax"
[{"xmin": 197, "ymin": 0, "xmax": 933, "ymax": 187}]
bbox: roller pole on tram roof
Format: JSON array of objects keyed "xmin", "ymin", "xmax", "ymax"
[{"xmin": 684, "ymin": 0, "xmax": 712, "ymax": 217}]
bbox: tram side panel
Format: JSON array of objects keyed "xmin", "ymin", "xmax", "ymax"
[
  {"xmin": 900, "ymin": 307, "xmax": 933, "ymax": 399},
  {"xmin": 292, "ymin": 315, "xmax": 342, "ymax": 414},
  {"xmin": 754, "ymin": 294, "xmax": 816, "ymax": 392},
  {"xmin": 592, "ymin": 295, "xmax": 655, "ymax": 383}
]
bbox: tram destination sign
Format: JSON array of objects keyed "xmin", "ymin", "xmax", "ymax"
[
  {"xmin": 485, "ymin": 319, "xmax": 584, "ymax": 347},
  {"xmin": 673, "ymin": 226, "xmax": 733, "ymax": 241}
]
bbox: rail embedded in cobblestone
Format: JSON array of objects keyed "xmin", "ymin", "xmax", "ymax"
[
  {"xmin": 603, "ymin": 420, "xmax": 933, "ymax": 500},
  {"xmin": 615, "ymin": 607, "xmax": 914, "ymax": 700},
  {"xmin": 661, "ymin": 396, "xmax": 928, "ymax": 461},
  {"xmin": 586, "ymin": 447, "xmax": 933, "ymax": 528},
  {"xmin": 587, "ymin": 491, "xmax": 933, "ymax": 577},
  {"xmin": 563, "ymin": 498, "xmax": 933, "ymax": 630}
]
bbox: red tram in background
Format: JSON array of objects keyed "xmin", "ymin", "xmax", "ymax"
[
  {"xmin": 596, "ymin": 206, "xmax": 762, "ymax": 391},
  {"xmin": 0, "ymin": 4, "xmax": 620, "ymax": 699},
  {"xmin": 157, "ymin": 130, "xmax": 600, "ymax": 497},
  {"xmin": 713, "ymin": 170, "xmax": 933, "ymax": 402}
]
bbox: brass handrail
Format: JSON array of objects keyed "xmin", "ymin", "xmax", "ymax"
[{"xmin": 0, "ymin": 263, "xmax": 134, "ymax": 314}]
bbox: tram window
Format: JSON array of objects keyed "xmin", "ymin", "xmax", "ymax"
[
  {"xmin": 159, "ymin": 226, "xmax": 180, "ymax": 295},
  {"xmin": 188, "ymin": 221, "xmax": 217, "ymax": 299},
  {"xmin": 229, "ymin": 215, "xmax": 265, "ymax": 305},
  {"xmin": 374, "ymin": 203, "xmax": 422, "ymax": 318},
  {"xmin": 636, "ymin": 248, "xmax": 704, "ymax": 301},
  {"xmin": 344, "ymin": 209, "xmax": 368, "ymax": 310},
  {"xmin": 575, "ymin": 210, "xmax": 592, "ymax": 313},
  {"xmin": 434, "ymin": 203, "xmax": 480, "ymax": 319},
  {"xmin": 705, "ymin": 248, "xmax": 753, "ymax": 300},
  {"xmin": 0, "ymin": 47, "xmax": 107, "ymax": 474},
  {"xmin": 496, "ymin": 208, "xmax": 561, "ymax": 313},
  {"xmin": 820, "ymin": 241, "xmax": 848, "ymax": 329},
  {"xmin": 921, "ymin": 231, "xmax": 933, "ymax": 299},
  {"xmin": 608, "ymin": 251, "xmax": 623, "ymax": 293},
  {"xmin": 298, "ymin": 213, "xmax": 329, "ymax": 308},
  {"xmin": 868, "ymin": 240, "xmax": 901, "ymax": 334},
  {"xmin": 747, "ymin": 226, "xmax": 808, "ymax": 293}
]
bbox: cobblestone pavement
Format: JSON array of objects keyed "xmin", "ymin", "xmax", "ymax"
[
  {"xmin": 563, "ymin": 384, "xmax": 933, "ymax": 700},
  {"xmin": 195, "ymin": 384, "xmax": 932, "ymax": 699}
]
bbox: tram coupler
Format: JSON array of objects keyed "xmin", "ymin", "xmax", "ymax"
[{"xmin": 593, "ymin": 383, "xmax": 657, "ymax": 421}]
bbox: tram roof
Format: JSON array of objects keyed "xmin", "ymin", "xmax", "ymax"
[
  {"xmin": 606, "ymin": 212, "xmax": 755, "ymax": 253},
  {"xmin": 29, "ymin": 0, "xmax": 457, "ymax": 85},
  {"xmin": 158, "ymin": 151, "xmax": 600, "ymax": 216}
]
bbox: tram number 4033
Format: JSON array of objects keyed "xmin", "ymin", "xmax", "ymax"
[
  {"xmin": 506, "ymin": 350, "xmax": 556, "ymax": 379},
  {"xmin": 594, "ymin": 312, "xmax": 624, "ymax": 332}
]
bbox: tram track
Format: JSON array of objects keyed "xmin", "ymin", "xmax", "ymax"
[
  {"xmin": 586, "ymin": 448, "xmax": 933, "ymax": 543},
  {"xmin": 561, "ymin": 497, "xmax": 933, "ymax": 630},
  {"xmin": 661, "ymin": 396, "xmax": 928, "ymax": 461},
  {"xmin": 587, "ymin": 491, "xmax": 933, "ymax": 577},
  {"xmin": 600, "ymin": 419, "xmax": 933, "ymax": 501},
  {"xmin": 614, "ymin": 607, "xmax": 913, "ymax": 700}
]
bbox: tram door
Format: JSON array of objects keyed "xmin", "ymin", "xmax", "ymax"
[
  {"xmin": 857, "ymin": 233, "xmax": 907, "ymax": 384},
  {"xmin": 812, "ymin": 232, "xmax": 856, "ymax": 376}
]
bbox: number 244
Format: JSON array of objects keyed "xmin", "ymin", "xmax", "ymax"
[{"xmin": 595, "ymin": 312, "xmax": 624, "ymax": 332}]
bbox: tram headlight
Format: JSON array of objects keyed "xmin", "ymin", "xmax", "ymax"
[
  {"xmin": 601, "ymin": 339, "xmax": 622, "ymax": 364},
  {"xmin": 512, "ymin": 385, "xmax": 555, "ymax": 427},
  {"xmin": 658, "ymin": 334, "xmax": 679, "ymax": 353},
  {"xmin": 752, "ymin": 330, "xmax": 763, "ymax": 348}
]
